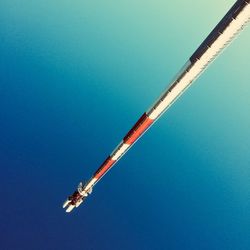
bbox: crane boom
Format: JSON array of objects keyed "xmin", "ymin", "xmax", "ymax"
[{"xmin": 63, "ymin": 0, "xmax": 250, "ymax": 212}]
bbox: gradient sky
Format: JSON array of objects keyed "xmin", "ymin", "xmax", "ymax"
[{"xmin": 1, "ymin": 1, "xmax": 250, "ymax": 249}]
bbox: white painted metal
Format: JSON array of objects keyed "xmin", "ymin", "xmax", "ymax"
[
  {"xmin": 148, "ymin": 3, "xmax": 250, "ymax": 120},
  {"xmin": 84, "ymin": 178, "xmax": 97, "ymax": 191},
  {"xmin": 66, "ymin": 204, "xmax": 75, "ymax": 213},
  {"xmin": 62, "ymin": 199, "xmax": 70, "ymax": 208},
  {"xmin": 111, "ymin": 142, "xmax": 130, "ymax": 161}
]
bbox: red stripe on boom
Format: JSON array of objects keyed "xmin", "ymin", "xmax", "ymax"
[
  {"xmin": 94, "ymin": 156, "xmax": 116, "ymax": 179},
  {"xmin": 123, "ymin": 113, "xmax": 154, "ymax": 145}
]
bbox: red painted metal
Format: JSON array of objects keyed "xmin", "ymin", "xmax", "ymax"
[
  {"xmin": 94, "ymin": 157, "xmax": 116, "ymax": 179},
  {"xmin": 123, "ymin": 113, "xmax": 154, "ymax": 145}
]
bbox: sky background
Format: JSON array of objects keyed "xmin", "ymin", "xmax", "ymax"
[{"xmin": 1, "ymin": 1, "xmax": 250, "ymax": 249}]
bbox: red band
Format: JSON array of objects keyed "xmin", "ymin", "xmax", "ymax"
[
  {"xmin": 123, "ymin": 113, "xmax": 154, "ymax": 145},
  {"xmin": 94, "ymin": 157, "xmax": 116, "ymax": 179}
]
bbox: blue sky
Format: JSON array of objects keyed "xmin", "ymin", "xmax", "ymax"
[{"xmin": 1, "ymin": 1, "xmax": 250, "ymax": 249}]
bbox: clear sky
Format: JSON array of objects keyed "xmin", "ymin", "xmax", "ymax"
[{"xmin": 1, "ymin": 1, "xmax": 250, "ymax": 249}]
